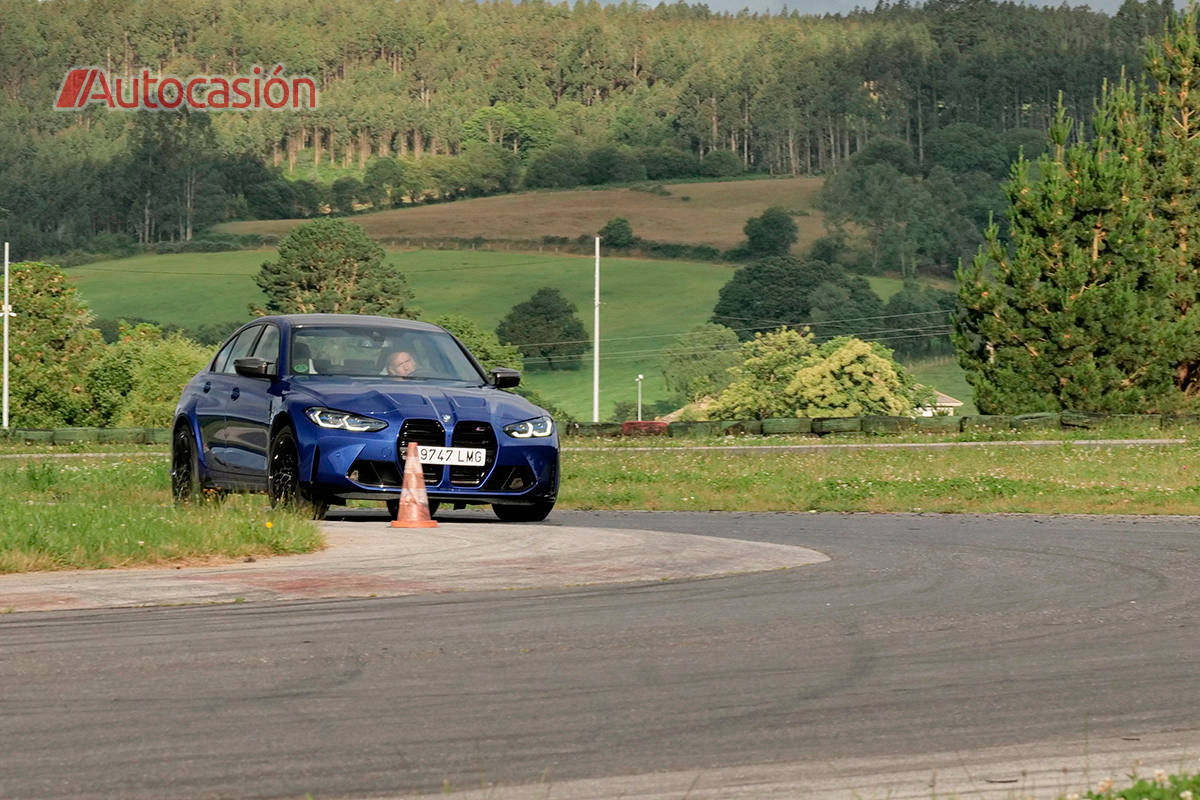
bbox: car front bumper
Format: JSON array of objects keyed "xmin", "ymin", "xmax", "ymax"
[{"xmin": 296, "ymin": 416, "xmax": 559, "ymax": 507}]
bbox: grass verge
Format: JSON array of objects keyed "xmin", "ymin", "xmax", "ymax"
[
  {"xmin": 6, "ymin": 427, "xmax": 1197, "ymax": 572},
  {"xmin": 1078, "ymin": 771, "xmax": 1199, "ymax": 798},
  {"xmin": 0, "ymin": 457, "xmax": 322, "ymax": 573},
  {"xmin": 558, "ymin": 438, "xmax": 1200, "ymax": 514}
]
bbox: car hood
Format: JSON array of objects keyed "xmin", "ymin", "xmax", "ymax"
[{"xmin": 283, "ymin": 377, "xmax": 547, "ymax": 424}]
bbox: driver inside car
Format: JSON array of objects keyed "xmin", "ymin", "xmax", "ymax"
[{"xmin": 381, "ymin": 349, "xmax": 416, "ymax": 377}]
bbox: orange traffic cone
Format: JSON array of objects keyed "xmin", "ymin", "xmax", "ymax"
[{"xmin": 391, "ymin": 441, "xmax": 438, "ymax": 528}]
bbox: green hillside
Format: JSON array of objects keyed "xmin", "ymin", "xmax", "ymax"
[
  {"xmin": 67, "ymin": 249, "xmax": 732, "ymax": 420},
  {"xmin": 66, "ymin": 248, "xmax": 972, "ymax": 420}
]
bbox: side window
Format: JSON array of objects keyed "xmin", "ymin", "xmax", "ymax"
[
  {"xmin": 250, "ymin": 325, "xmax": 280, "ymax": 368},
  {"xmin": 215, "ymin": 326, "xmax": 262, "ymax": 375},
  {"xmin": 211, "ymin": 333, "xmax": 241, "ymax": 373}
]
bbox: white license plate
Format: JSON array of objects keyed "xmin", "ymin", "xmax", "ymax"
[{"xmin": 416, "ymin": 446, "xmax": 486, "ymax": 466}]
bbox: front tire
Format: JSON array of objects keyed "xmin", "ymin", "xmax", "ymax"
[
  {"xmin": 268, "ymin": 427, "xmax": 328, "ymax": 520},
  {"xmin": 171, "ymin": 425, "xmax": 200, "ymax": 504},
  {"xmin": 492, "ymin": 500, "xmax": 555, "ymax": 522}
]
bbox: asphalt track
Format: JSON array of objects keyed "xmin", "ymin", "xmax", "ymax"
[{"xmin": 2, "ymin": 510, "xmax": 1199, "ymax": 799}]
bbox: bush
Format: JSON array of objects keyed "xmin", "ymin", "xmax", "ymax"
[
  {"xmin": 700, "ymin": 149, "xmax": 744, "ymax": 177},
  {"xmin": 743, "ymin": 206, "xmax": 798, "ymax": 256},
  {"xmin": 585, "ymin": 145, "xmax": 647, "ymax": 184},
  {"xmin": 630, "ymin": 183, "xmax": 672, "ymax": 196},
  {"xmin": 186, "ymin": 320, "xmax": 245, "ymax": 346},
  {"xmin": 91, "ymin": 316, "xmax": 180, "ymax": 344},
  {"xmin": 524, "ymin": 144, "xmax": 587, "ymax": 189},
  {"xmin": 147, "ymin": 239, "xmax": 240, "ymax": 255},
  {"xmin": 45, "ymin": 250, "xmax": 104, "ymax": 268},
  {"xmin": 362, "ymin": 157, "xmax": 407, "ymax": 208},
  {"xmin": 709, "ymin": 328, "xmax": 930, "ymax": 420},
  {"xmin": 638, "ymin": 146, "xmax": 700, "ymax": 180},
  {"xmin": 86, "ymin": 324, "xmax": 212, "ymax": 427},
  {"xmin": 806, "ymin": 234, "xmax": 849, "ymax": 264},
  {"xmin": 245, "ymin": 179, "xmax": 297, "ymax": 219},
  {"xmin": 291, "ymin": 180, "xmax": 327, "ymax": 216},
  {"xmin": 330, "ymin": 176, "xmax": 364, "ymax": 214},
  {"xmin": 638, "ymin": 241, "xmax": 721, "ymax": 260},
  {"xmin": 89, "ymin": 232, "xmax": 138, "ymax": 257},
  {"xmin": 7, "ymin": 262, "xmax": 105, "ymax": 427},
  {"xmin": 599, "ymin": 217, "xmax": 636, "ymax": 248},
  {"xmin": 459, "ymin": 142, "xmax": 522, "ymax": 196},
  {"xmin": 611, "ymin": 400, "xmax": 638, "ymax": 422}
]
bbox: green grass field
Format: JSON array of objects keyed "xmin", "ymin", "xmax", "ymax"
[{"xmin": 67, "ymin": 249, "xmax": 736, "ymax": 419}]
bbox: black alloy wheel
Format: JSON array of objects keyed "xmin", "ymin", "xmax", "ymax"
[
  {"xmin": 171, "ymin": 426, "xmax": 200, "ymax": 503},
  {"xmin": 268, "ymin": 427, "xmax": 328, "ymax": 520},
  {"xmin": 491, "ymin": 500, "xmax": 555, "ymax": 522}
]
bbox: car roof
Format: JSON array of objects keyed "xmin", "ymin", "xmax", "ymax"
[{"xmin": 258, "ymin": 314, "xmax": 445, "ymax": 333}]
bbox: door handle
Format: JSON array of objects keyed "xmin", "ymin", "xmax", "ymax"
[
  {"xmin": 230, "ymin": 387, "xmax": 240, "ymax": 400},
  {"xmin": 203, "ymin": 381, "xmax": 212, "ymax": 393}
]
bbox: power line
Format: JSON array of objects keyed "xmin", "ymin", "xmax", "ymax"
[
  {"xmin": 520, "ymin": 327, "xmax": 955, "ymax": 367},
  {"xmin": 506, "ymin": 310, "xmax": 952, "ymax": 349}
]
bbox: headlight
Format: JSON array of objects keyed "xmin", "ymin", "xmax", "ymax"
[
  {"xmin": 305, "ymin": 407, "xmax": 388, "ymax": 432},
  {"xmin": 504, "ymin": 416, "xmax": 554, "ymax": 438}
]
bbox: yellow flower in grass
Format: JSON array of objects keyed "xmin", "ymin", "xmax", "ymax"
[{"xmin": 265, "ymin": 521, "xmax": 274, "ymax": 529}]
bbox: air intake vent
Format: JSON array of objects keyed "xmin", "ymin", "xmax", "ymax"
[
  {"xmin": 398, "ymin": 419, "xmax": 445, "ymax": 485},
  {"xmin": 450, "ymin": 421, "xmax": 496, "ymax": 486}
]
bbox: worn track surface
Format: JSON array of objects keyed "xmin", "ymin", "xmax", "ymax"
[{"xmin": 2, "ymin": 510, "xmax": 1197, "ymax": 799}]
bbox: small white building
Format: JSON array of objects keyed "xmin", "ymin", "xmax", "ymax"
[{"xmin": 917, "ymin": 390, "xmax": 964, "ymax": 417}]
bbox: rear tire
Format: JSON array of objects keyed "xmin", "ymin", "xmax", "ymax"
[
  {"xmin": 268, "ymin": 427, "xmax": 328, "ymax": 520},
  {"xmin": 492, "ymin": 500, "xmax": 555, "ymax": 522}
]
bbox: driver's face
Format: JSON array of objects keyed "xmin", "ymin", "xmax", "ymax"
[{"xmin": 386, "ymin": 351, "xmax": 415, "ymax": 376}]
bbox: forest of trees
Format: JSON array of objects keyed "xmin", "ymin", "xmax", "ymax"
[{"xmin": 0, "ymin": 0, "xmax": 1176, "ymax": 259}]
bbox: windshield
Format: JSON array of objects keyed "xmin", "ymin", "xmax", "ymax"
[{"xmin": 289, "ymin": 325, "xmax": 484, "ymax": 382}]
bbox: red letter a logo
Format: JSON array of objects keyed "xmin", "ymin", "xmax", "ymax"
[{"xmin": 55, "ymin": 69, "xmax": 93, "ymax": 109}]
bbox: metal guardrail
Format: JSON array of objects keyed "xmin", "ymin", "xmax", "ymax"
[
  {"xmin": 0, "ymin": 427, "xmax": 171, "ymax": 444},
  {"xmin": 0, "ymin": 411, "xmax": 1193, "ymax": 445},
  {"xmin": 565, "ymin": 411, "xmax": 1194, "ymax": 438}
]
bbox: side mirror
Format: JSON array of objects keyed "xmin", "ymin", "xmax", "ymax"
[
  {"xmin": 234, "ymin": 357, "xmax": 277, "ymax": 379},
  {"xmin": 490, "ymin": 367, "xmax": 521, "ymax": 388}
]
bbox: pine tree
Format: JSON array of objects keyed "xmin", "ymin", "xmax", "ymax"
[
  {"xmin": 955, "ymin": 84, "xmax": 1183, "ymax": 413},
  {"xmin": 252, "ymin": 219, "xmax": 414, "ymax": 317},
  {"xmin": 1144, "ymin": 4, "xmax": 1200, "ymax": 396}
]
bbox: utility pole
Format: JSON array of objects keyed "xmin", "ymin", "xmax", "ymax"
[
  {"xmin": 3, "ymin": 242, "xmax": 10, "ymax": 429},
  {"xmin": 593, "ymin": 235, "xmax": 600, "ymax": 423}
]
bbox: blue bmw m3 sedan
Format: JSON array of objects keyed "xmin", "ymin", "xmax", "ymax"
[{"xmin": 170, "ymin": 314, "xmax": 559, "ymax": 521}]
